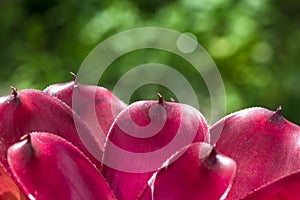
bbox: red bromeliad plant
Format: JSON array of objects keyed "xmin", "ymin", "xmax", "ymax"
[
  {"xmin": 101, "ymin": 93, "xmax": 209, "ymax": 200},
  {"xmin": 210, "ymin": 106, "xmax": 300, "ymax": 199},
  {"xmin": 8, "ymin": 132, "xmax": 116, "ymax": 200},
  {"xmin": 0, "ymin": 75, "xmax": 300, "ymax": 200},
  {"xmin": 138, "ymin": 143, "xmax": 236, "ymax": 200},
  {"xmin": 44, "ymin": 73, "xmax": 127, "ymax": 152}
]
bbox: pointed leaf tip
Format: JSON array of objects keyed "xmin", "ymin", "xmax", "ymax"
[
  {"xmin": 275, "ymin": 105, "xmax": 282, "ymax": 115},
  {"xmin": 157, "ymin": 93, "xmax": 163, "ymax": 105},
  {"xmin": 205, "ymin": 147, "xmax": 218, "ymax": 166},
  {"xmin": 69, "ymin": 71, "xmax": 78, "ymax": 86}
]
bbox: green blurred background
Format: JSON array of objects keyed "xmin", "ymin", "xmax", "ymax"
[{"xmin": 0, "ymin": 0, "xmax": 299, "ymax": 124}]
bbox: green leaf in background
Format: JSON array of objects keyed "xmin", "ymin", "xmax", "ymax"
[{"xmin": 0, "ymin": 0, "xmax": 299, "ymax": 124}]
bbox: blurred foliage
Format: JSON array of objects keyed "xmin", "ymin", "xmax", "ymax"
[{"xmin": 0, "ymin": 0, "xmax": 299, "ymax": 124}]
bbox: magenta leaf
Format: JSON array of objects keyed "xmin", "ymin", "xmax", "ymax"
[
  {"xmin": 138, "ymin": 142, "xmax": 236, "ymax": 200},
  {"xmin": 101, "ymin": 96, "xmax": 209, "ymax": 200},
  {"xmin": 211, "ymin": 107, "xmax": 300, "ymax": 199},
  {"xmin": 44, "ymin": 73, "xmax": 127, "ymax": 150},
  {"xmin": 242, "ymin": 171, "xmax": 300, "ymax": 200},
  {"xmin": 8, "ymin": 132, "xmax": 116, "ymax": 200},
  {"xmin": 0, "ymin": 89, "xmax": 102, "ymax": 170}
]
